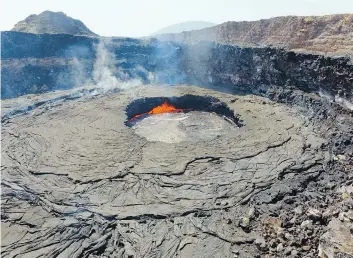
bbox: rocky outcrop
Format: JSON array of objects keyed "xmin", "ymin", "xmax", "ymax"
[
  {"xmin": 11, "ymin": 11, "xmax": 97, "ymax": 37},
  {"xmin": 155, "ymin": 14, "xmax": 353, "ymax": 56}
]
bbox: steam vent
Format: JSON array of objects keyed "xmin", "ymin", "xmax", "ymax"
[{"xmin": 2, "ymin": 28, "xmax": 353, "ymax": 257}]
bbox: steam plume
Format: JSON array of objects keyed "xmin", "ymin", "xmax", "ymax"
[{"xmin": 90, "ymin": 39, "xmax": 142, "ymax": 91}]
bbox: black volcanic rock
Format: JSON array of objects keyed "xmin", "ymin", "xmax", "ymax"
[{"xmin": 11, "ymin": 11, "xmax": 97, "ymax": 37}]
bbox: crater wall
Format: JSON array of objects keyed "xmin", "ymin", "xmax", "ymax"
[{"xmin": 1, "ymin": 31, "xmax": 353, "ymax": 101}]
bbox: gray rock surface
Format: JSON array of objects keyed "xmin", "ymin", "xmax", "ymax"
[
  {"xmin": 1, "ymin": 84, "xmax": 332, "ymax": 257},
  {"xmin": 319, "ymin": 218, "xmax": 353, "ymax": 258}
]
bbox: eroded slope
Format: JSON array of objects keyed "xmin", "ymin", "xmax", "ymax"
[{"xmin": 156, "ymin": 14, "xmax": 353, "ymax": 56}]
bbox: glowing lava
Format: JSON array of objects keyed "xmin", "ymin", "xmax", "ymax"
[{"xmin": 129, "ymin": 101, "xmax": 185, "ymax": 122}]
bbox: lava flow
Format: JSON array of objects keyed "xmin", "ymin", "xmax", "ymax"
[{"xmin": 129, "ymin": 101, "xmax": 185, "ymax": 122}]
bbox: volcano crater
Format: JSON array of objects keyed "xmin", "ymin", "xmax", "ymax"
[{"xmin": 125, "ymin": 95, "xmax": 242, "ymax": 143}]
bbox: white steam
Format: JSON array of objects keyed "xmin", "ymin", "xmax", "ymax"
[
  {"xmin": 64, "ymin": 38, "xmax": 144, "ymax": 95},
  {"xmin": 319, "ymin": 90, "xmax": 353, "ymax": 111},
  {"xmin": 91, "ymin": 39, "xmax": 142, "ymax": 91},
  {"xmin": 335, "ymin": 95, "xmax": 353, "ymax": 110}
]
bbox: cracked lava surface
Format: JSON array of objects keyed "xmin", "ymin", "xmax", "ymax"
[{"xmin": 1, "ymin": 85, "xmax": 329, "ymax": 257}]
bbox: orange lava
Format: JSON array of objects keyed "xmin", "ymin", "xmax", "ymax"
[{"xmin": 129, "ymin": 101, "xmax": 184, "ymax": 122}]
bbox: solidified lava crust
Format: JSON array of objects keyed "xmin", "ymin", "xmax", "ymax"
[{"xmin": 2, "ymin": 84, "xmax": 352, "ymax": 258}]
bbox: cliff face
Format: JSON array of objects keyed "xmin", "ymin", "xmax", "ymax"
[
  {"xmin": 181, "ymin": 43, "xmax": 353, "ymax": 100},
  {"xmin": 11, "ymin": 11, "xmax": 97, "ymax": 37},
  {"xmin": 2, "ymin": 31, "xmax": 353, "ymax": 101},
  {"xmin": 156, "ymin": 14, "xmax": 353, "ymax": 56}
]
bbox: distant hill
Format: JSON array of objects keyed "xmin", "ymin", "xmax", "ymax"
[
  {"xmin": 152, "ymin": 21, "xmax": 216, "ymax": 35},
  {"xmin": 155, "ymin": 14, "xmax": 353, "ymax": 56},
  {"xmin": 12, "ymin": 11, "xmax": 97, "ymax": 37}
]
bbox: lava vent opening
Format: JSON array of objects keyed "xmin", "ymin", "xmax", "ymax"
[{"xmin": 125, "ymin": 95, "xmax": 243, "ymax": 143}]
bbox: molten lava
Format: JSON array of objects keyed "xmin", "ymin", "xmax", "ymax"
[{"xmin": 129, "ymin": 101, "xmax": 185, "ymax": 122}]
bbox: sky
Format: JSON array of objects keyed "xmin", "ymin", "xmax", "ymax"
[{"xmin": 1, "ymin": 0, "xmax": 353, "ymax": 37}]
